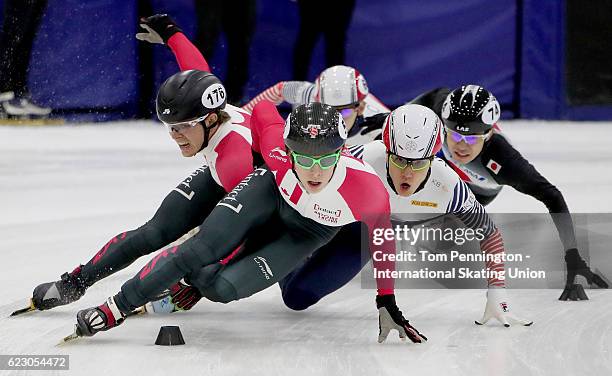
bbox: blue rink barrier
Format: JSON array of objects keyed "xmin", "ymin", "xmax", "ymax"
[{"xmin": 0, "ymin": 0, "xmax": 609, "ymax": 120}]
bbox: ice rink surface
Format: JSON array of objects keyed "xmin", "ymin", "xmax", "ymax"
[{"xmin": 0, "ymin": 120, "xmax": 611, "ymax": 376}]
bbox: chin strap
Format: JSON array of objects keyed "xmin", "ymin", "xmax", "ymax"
[
  {"xmin": 385, "ymin": 158, "xmax": 398, "ymax": 195},
  {"xmin": 198, "ymin": 113, "xmax": 221, "ymax": 152}
]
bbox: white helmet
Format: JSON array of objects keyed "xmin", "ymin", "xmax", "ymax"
[
  {"xmin": 382, "ymin": 104, "xmax": 442, "ymax": 159},
  {"xmin": 313, "ymin": 65, "xmax": 369, "ymax": 107}
]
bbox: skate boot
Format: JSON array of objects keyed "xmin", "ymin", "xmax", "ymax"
[
  {"xmin": 0, "ymin": 92, "xmax": 14, "ymax": 119},
  {"xmin": 17, "ymin": 95, "xmax": 52, "ymax": 116},
  {"xmin": 32, "ymin": 265, "xmax": 88, "ymax": 310},
  {"xmin": 75, "ymin": 296, "xmax": 126, "ymax": 337},
  {"xmin": 0, "ymin": 91, "xmax": 52, "ymax": 118}
]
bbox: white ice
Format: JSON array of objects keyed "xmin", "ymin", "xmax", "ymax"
[{"xmin": 0, "ymin": 120, "xmax": 611, "ymax": 376}]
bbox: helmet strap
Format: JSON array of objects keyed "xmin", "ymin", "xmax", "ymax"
[
  {"xmin": 413, "ymin": 168, "xmax": 432, "ymax": 194},
  {"xmin": 198, "ymin": 112, "xmax": 221, "ymax": 152},
  {"xmin": 385, "ymin": 157, "xmax": 398, "ymax": 195}
]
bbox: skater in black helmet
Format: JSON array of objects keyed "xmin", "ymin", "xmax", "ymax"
[
  {"xmin": 69, "ymin": 102, "xmax": 426, "ymax": 344},
  {"xmin": 360, "ymin": 85, "xmax": 609, "ymax": 300},
  {"xmin": 24, "ymin": 15, "xmax": 256, "ymax": 314}
]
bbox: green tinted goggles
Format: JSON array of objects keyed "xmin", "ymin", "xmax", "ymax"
[{"xmin": 291, "ymin": 150, "xmax": 341, "ymax": 170}]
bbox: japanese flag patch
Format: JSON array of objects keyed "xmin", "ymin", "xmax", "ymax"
[{"xmin": 486, "ymin": 159, "xmax": 502, "ymax": 174}]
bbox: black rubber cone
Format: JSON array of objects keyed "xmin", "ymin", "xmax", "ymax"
[{"xmin": 155, "ymin": 325, "xmax": 185, "ymax": 346}]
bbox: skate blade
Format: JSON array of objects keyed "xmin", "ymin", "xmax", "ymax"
[
  {"xmin": 9, "ymin": 299, "xmax": 36, "ymax": 317},
  {"xmin": 57, "ymin": 325, "xmax": 82, "ymax": 346},
  {"xmin": 126, "ymin": 305, "xmax": 148, "ymax": 317}
]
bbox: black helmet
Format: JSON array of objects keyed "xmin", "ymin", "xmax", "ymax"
[
  {"xmin": 441, "ymin": 85, "xmax": 500, "ymax": 135},
  {"xmin": 156, "ymin": 69, "xmax": 227, "ymax": 124},
  {"xmin": 284, "ymin": 103, "xmax": 347, "ymax": 155}
]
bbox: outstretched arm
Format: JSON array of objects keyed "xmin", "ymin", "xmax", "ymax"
[
  {"xmin": 242, "ymin": 81, "xmax": 315, "ymax": 112},
  {"xmin": 136, "ymin": 14, "xmax": 211, "ymax": 72}
]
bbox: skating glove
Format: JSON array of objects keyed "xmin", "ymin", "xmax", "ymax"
[
  {"xmin": 169, "ymin": 279, "xmax": 201, "ymax": 310},
  {"xmin": 559, "ymin": 248, "xmax": 608, "ymax": 300},
  {"xmin": 376, "ymin": 294, "xmax": 427, "ymax": 343},
  {"xmin": 136, "ymin": 14, "xmax": 183, "ymax": 44},
  {"xmin": 359, "ymin": 113, "xmax": 388, "ymax": 136},
  {"xmin": 475, "ymin": 288, "xmax": 533, "ymax": 327}
]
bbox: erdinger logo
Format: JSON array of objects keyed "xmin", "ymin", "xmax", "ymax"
[
  {"xmin": 410, "ymin": 200, "xmax": 438, "ymax": 208},
  {"xmin": 499, "ymin": 301, "xmax": 509, "ymax": 313},
  {"xmin": 269, "ymin": 147, "xmax": 288, "ymax": 163},
  {"xmin": 253, "ymin": 256, "xmax": 273, "ymax": 280},
  {"xmin": 313, "ymin": 203, "xmax": 342, "ymax": 224}
]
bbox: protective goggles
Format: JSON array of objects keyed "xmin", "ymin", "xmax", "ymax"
[
  {"xmin": 333, "ymin": 103, "xmax": 359, "ymax": 119},
  {"xmin": 388, "ymin": 153, "xmax": 432, "ymax": 171},
  {"xmin": 445, "ymin": 126, "xmax": 489, "ymax": 145},
  {"xmin": 292, "ymin": 150, "xmax": 341, "ymax": 170},
  {"xmin": 163, "ymin": 113, "xmax": 212, "ymax": 133}
]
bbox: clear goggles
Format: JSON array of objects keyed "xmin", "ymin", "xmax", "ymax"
[{"xmin": 163, "ymin": 113, "xmax": 212, "ymax": 133}]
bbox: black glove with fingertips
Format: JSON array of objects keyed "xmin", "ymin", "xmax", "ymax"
[
  {"xmin": 136, "ymin": 14, "xmax": 182, "ymax": 44},
  {"xmin": 559, "ymin": 248, "xmax": 608, "ymax": 300}
]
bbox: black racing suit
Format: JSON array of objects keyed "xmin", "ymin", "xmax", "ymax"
[
  {"xmin": 361, "ymin": 87, "xmax": 579, "ymax": 250},
  {"xmin": 78, "ymin": 165, "xmax": 227, "ymax": 287},
  {"xmin": 114, "ymin": 167, "xmax": 341, "ymax": 311}
]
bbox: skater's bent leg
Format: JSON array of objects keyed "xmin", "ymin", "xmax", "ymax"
[
  {"xmin": 114, "ymin": 168, "xmax": 278, "ymax": 312},
  {"xmin": 79, "ymin": 165, "xmax": 224, "ymax": 286},
  {"xmin": 280, "ymin": 222, "xmax": 366, "ymax": 310},
  {"xmin": 199, "ymin": 223, "xmax": 340, "ymax": 303}
]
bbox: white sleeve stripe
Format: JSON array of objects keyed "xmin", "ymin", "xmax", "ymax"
[
  {"xmin": 348, "ymin": 145, "xmax": 365, "ymax": 159},
  {"xmin": 447, "ymin": 181, "xmax": 496, "ymax": 237}
]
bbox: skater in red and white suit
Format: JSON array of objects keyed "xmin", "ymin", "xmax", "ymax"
[
  {"xmin": 243, "ymin": 65, "xmax": 389, "ymax": 144},
  {"xmin": 28, "ymin": 14, "xmax": 256, "ymax": 312},
  {"xmin": 281, "ymin": 104, "xmax": 533, "ymax": 327}
]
